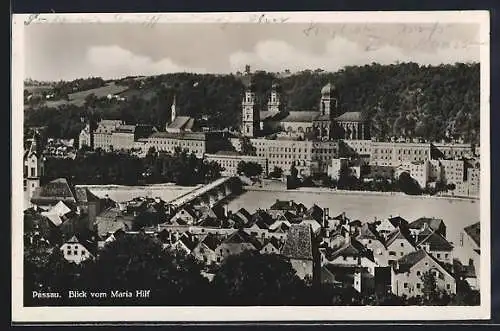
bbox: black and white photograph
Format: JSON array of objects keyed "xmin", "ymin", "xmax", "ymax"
[{"xmin": 12, "ymin": 11, "xmax": 490, "ymax": 322}]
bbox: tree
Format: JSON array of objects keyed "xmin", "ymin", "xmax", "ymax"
[
  {"xmin": 269, "ymin": 166, "xmax": 283, "ymax": 179},
  {"xmin": 81, "ymin": 233, "xmax": 210, "ymax": 305},
  {"xmin": 397, "ymin": 172, "xmax": 422, "ymax": 195},
  {"xmin": 239, "ymin": 137, "xmax": 256, "ymax": 156},
  {"xmin": 421, "ymin": 270, "xmax": 439, "ymax": 304},
  {"xmin": 212, "ymin": 251, "xmax": 306, "ymax": 305},
  {"xmin": 237, "ymin": 161, "xmax": 263, "ymax": 177}
]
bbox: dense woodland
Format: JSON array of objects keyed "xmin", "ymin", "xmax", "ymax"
[
  {"xmin": 24, "ymin": 62, "xmax": 480, "ymax": 143},
  {"xmin": 43, "ymin": 147, "xmax": 223, "ymax": 186}
]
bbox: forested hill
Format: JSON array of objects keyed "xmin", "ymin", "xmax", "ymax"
[{"xmin": 24, "ymin": 62, "xmax": 480, "ymax": 143}]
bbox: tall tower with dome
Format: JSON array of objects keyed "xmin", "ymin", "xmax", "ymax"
[
  {"xmin": 241, "ymin": 82, "xmax": 260, "ymax": 137},
  {"xmin": 319, "ymin": 82, "xmax": 339, "ymax": 119}
]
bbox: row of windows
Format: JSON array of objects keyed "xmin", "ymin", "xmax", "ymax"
[{"xmin": 149, "ymin": 140, "xmax": 204, "ymax": 147}]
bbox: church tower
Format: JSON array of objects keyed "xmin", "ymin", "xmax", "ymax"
[
  {"xmin": 319, "ymin": 82, "xmax": 339, "ymax": 118},
  {"xmin": 24, "ymin": 131, "xmax": 45, "ymax": 204},
  {"xmin": 268, "ymin": 82, "xmax": 283, "ymax": 112},
  {"xmin": 241, "ymin": 82, "xmax": 260, "ymax": 137}
]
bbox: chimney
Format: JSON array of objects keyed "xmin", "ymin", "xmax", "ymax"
[{"xmin": 289, "ymin": 200, "xmax": 294, "ymax": 206}]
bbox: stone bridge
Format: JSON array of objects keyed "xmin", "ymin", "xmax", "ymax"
[{"xmin": 169, "ymin": 176, "xmax": 242, "ymax": 209}]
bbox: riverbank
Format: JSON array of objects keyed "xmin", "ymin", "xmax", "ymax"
[
  {"xmin": 243, "ymin": 185, "xmax": 480, "ymax": 202},
  {"xmin": 76, "ymin": 183, "xmax": 202, "ymax": 190}
]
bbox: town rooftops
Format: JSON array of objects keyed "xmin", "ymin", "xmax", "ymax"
[
  {"xmin": 281, "ymin": 111, "xmax": 321, "ymax": 123},
  {"xmin": 281, "ymin": 224, "xmax": 313, "ymax": 261},
  {"xmin": 167, "ymin": 116, "xmax": 195, "ymax": 131},
  {"xmin": 395, "ymin": 249, "xmax": 427, "ymax": 273},
  {"xmin": 326, "ymin": 238, "xmax": 373, "ymax": 262},
  {"xmin": 464, "ymin": 221, "xmax": 480, "ymax": 248},
  {"xmin": 385, "ymin": 226, "xmax": 415, "ymax": 248},
  {"xmin": 200, "ymin": 233, "xmax": 222, "ymax": 251},
  {"xmin": 357, "ymin": 223, "xmax": 380, "ymax": 240},
  {"xmin": 335, "ymin": 111, "xmax": 367, "ymax": 122},
  {"xmin": 415, "ymin": 229, "xmax": 454, "ymax": 251},
  {"xmin": 388, "ymin": 216, "xmax": 409, "ymax": 228},
  {"xmin": 114, "ymin": 125, "xmax": 136, "ymax": 134},
  {"xmin": 409, "ymin": 217, "xmax": 445, "ymax": 232},
  {"xmin": 74, "ymin": 187, "xmax": 101, "ymax": 203},
  {"xmin": 31, "ymin": 178, "xmax": 77, "ymax": 205},
  {"xmin": 269, "ymin": 199, "xmax": 300, "ymax": 211},
  {"xmin": 148, "ymin": 132, "xmax": 207, "ymax": 141},
  {"xmin": 223, "ymin": 229, "xmax": 262, "ymax": 250}
]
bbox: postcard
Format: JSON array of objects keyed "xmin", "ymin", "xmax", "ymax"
[{"xmin": 12, "ymin": 11, "xmax": 490, "ymax": 322}]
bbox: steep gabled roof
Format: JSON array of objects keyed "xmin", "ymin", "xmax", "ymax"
[
  {"xmin": 409, "ymin": 217, "xmax": 445, "ymax": 232},
  {"xmin": 415, "ymin": 230, "xmax": 453, "ymax": 251},
  {"xmin": 201, "ymin": 233, "xmax": 222, "ymax": 251},
  {"xmin": 385, "ymin": 226, "xmax": 415, "ymax": 248},
  {"xmin": 357, "ymin": 223, "xmax": 380, "ymax": 240},
  {"xmin": 464, "ymin": 222, "xmax": 480, "ymax": 248},
  {"xmin": 326, "ymin": 238, "xmax": 372, "ymax": 262},
  {"xmin": 388, "ymin": 216, "xmax": 409, "ymax": 228},
  {"xmin": 281, "ymin": 111, "xmax": 321, "ymax": 123},
  {"xmin": 251, "ymin": 209, "xmax": 274, "ymax": 229},
  {"xmin": 223, "ymin": 229, "xmax": 262, "ymax": 250},
  {"xmin": 281, "ymin": 224, "xmax": 313, "ymax": 261},
  {"xmin": 167, "ymin": 116, "xmax": 193, "ymax": 130},
  {"xmin": 335, "ymin": 111, "xmax": 367, "ymax": 122},
  {"xmin": 74, "ymin": 187, "xmax": 101, "ymax": 203},
  {"xmin": 306, "ymin": 204, "xmax": 323, "ymax": 222},
  {"xmin": 269, "ymin": 199, "xmax": 299, "ymax": 211},
  {"xmin": 178, "ymin": 233, "xmax": 198, "ymax": 251},
  {"xmin": 31, "ymin": 178, "xmax": 77, "ymax": 205},
  {"xmin": 396, "ymin": 249, "xmax": 427, "ymax": 272}
]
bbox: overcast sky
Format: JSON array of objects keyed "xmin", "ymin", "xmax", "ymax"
[{"xmin": 24, "ymin": 22, "xmax": 481, "ymax": 81}]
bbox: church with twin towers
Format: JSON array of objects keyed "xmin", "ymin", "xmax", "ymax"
[{"xmin": 241, "ymin": 80, "xmax": 370, "ymax": 141}]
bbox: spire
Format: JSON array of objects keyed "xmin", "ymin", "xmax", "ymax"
[
  {"xmin": 28, "ymin": 131, "xmax": 40, "ymax": 157},
  {"xmin": 171, "ymin": 94, "xmax": 177, "ymax": 123}
]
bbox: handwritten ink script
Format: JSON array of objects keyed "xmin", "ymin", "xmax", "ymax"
[
  {"xmin": 302, "ymin": 22, "xmax": 485, "ymax": 50},
  {"xmin": 24, "ymin": 13, "xmax": 161, "ymax": 28}
]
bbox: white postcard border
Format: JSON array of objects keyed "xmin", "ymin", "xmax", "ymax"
[{"xmin": 11, "ymin": 11, "xmax": 491, "ymax": 322}]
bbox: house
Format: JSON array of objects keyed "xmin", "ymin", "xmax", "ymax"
[
  {"xmin": 384, "ymin": 226, "xmax": 416, "ymax": 263},
  {"xmin": 267, "ymin": 199, "xmax": 304, "ymax": 218},
  {"xmin": 375, "ymin": 216, "xmax": 409, "ymax": 239},
  {"xmin": 229, "ymin": 207, "xmax": 252, "ymax": 228},
  {"xmin": 171, "ymin": 232, "xmax": 198, "ymax": 254},
  {"xmin": 244, "ymin": 209, "xmax": 275, "ymax": 239},
  {"xmin": 322, "ymin": 237, "xmax": 377, "ymax": 275},
  {"xmin": 321, "ymin": 264, "xmax": 374, "ymax": 294},
  {"xmin": 391, "ymin": 249, "xmax": 457, "ymax": 298},
  {"xmin": 60, "ymin": 232, "xmax": 97, "ymax": 264},
  {"xmin": 461, "ymin": 221, "xmax": 480, "ymax": 278},
  {"xmin": 281, "ymin": 224, "xmax": 314, "ymax": 281},
  {"xmin": 414, "ymin": 228, "xmax": 454, "ymax": 264},
  {"xmin": 260, "ymin": 237, "xmax": 284, "ymax": 255},
  {"xmin": 215, "ymin": 229, "xmax": 262, "ymax": 263},
  {"xmin": 267, "ymin": 219, "xmax": 290, "ymax": 240},
  {"xmin": 192, "ymin": 233, "xmax": 222, "ymax": 265},
  {"xmin": 356, "ymin": 223, "xmax": 388, "ymax": 266},
  {"xmin": 94, "ymin": 207, "xmax": 134, "ymax": 238},
  {"xmin": 169, "ymin": 206, "xmax": 198, "ymax": 226},
  {"xmin": 409, "ymin": 217, "xmax": 447, "ymax": 238},
  {"xmin": 30, "ymin": 178, "xmax": 77, "ymax": 210},
  {"xmin": 300, "ymin": 217, "xmax": 322, "ymax": 236},
  {"xmin": 24, "ymin": 208, "xmax": 61, "ymax": 245},
  {"xmin": 305, "ymin": 204, "xmax": 326, "ymax": 224}
]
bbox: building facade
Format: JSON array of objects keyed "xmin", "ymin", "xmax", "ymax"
[
  {"xmin": 205, "ymin": 152, "xmax": 268, "ymax": 177},
  {"xmin": 370, "ymin": 142, "xmax": 431, "ymax": 167}
]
